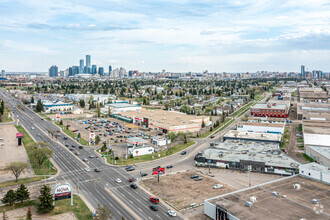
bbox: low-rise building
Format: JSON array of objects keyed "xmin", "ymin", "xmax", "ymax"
[
  {"xmin": 299, "ymin": 87, "xmax": 328, "ymax": 103},
  {"xmin": 151, "ymin": 136, "xmax": 170, "ymax": 146},
  {"xmin": 128, "ymin": 145, "xmax": 154, "ymax": 157},
  {"xmin": 299, "ymin": 162, "xmax": 330, "ymax": 184},
  {"xmin": 297, "ymin": 103, "xmax": 330, "ymax": 121},
  {"xmin": 102, "ymin": 103, "xmax": 141, "ymax": 114},
  {"xmin": 42, "ymin": 100, "xmax": 73, "ymax": 113},
  {"xmin": 237, "ymin": 122, "xmax": 285, "ymax": 134},
  {"xmin": 248, "ymin": 117, "xmax": 286, "ymax": 124},
  {"xmin": 251, "ymin": 102, "xmax": 289, "ymax": 118},
  {"xmin": 305, "ymin": 146, "xmax": 330, "ymax": 167},
  {"xmin": 223, "ymin": 130, "xmax": 282, "ymax": 144}
]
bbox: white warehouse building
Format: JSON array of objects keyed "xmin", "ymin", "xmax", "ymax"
[
  {"xmin": 237, "ymin": 122, "xmax": 285, "ymax": 134},
  {"xmin": 101, "ymin": 103, "xmax": 141, "ymax": 115}
]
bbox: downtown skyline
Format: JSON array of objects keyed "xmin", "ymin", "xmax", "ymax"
[{"xmin": 1, "ymin": 0, "xmax": 330, "ymax": 72}]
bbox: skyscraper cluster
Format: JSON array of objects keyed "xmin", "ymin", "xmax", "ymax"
[
  {"xmin": 67, "ymin": 54, "xmax": 107, "ymax": 76},
  {"xmin": 49, "ymin": 65, "xmax": 58, "ymax": 77}
]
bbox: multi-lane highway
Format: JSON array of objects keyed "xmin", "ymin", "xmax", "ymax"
[{"xmin": 0, "ymin": 90, "xmax": 179, "ymax": 220}]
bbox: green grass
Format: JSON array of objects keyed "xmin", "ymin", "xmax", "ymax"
[
  {"xmin": 0, "ymin": 107, "xmax": 13, "ymax": 123},
  {"xmin": 15, "ymin": 125, "xmax": 57, "ymax": 175},
  {"xmin": 302, "ymin": 154, "xmax": 314, "ymax": 162},
  {"xmin": 0, "ymin": 176, "xmax": 46, "ymax": 188},
  {"xmin": 40, "ymin": 113, "xmax": 52, "ymax": 121},
  {"xmin": 55, "ymin": 122, "xmax": 89, "ymax": 145},
  {"xmin": 297, "ymin": 124, "xmax": 302, "ymax": 132},
  {"xmin": 197, "ymin": 118, "xmax": 232, "ymax": 138},
  {"xmin": 297, "ymin": 145, "xmax": 304, "ymax": 149},
  {"xmin": 102, "ymin": 140, "xmax": 195, "ymax": 165},
  {"xmin": 51, "ymin": 194, "xmax": 93, "ymax": 220},
  {"xmin": 280, "ymin": 127, "xmax": 290, "ymax": 148},
  {"xmin": 0, "ymin": 195, "xmax": 92, "ymax": 220}
]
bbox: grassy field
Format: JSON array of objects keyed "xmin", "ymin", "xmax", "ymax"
[
  {"xmin": 0, "ymin": 195, "xmax": 92, "ymax": 220},
  {"xmin": 55, "ymin": 122, "xmax": 89, "ymax": 145},
  {"xmin": 102, "ymin": 140, "xmax": 195, "ymax": 165},
  {"xmin": 0, "ymin": 107, "xmax": 13, "ymax": 123},
  {"xmin": 280, "ymin": 127, "xmax": 290, "ymax": 148},
  {"xmin": 15, "ymin": 125, "xmax": 57, "ymax": 176},
  {"xmin": 197, "ymin": 118, "xmax": 232, "ymax": 138},
  {"xmin": 301, "ymin": 154, "xmax": 314, "ymax": 163},
  {"xmin": 0, "ymin": 176, "xmax": 46, "ymax": 188}
]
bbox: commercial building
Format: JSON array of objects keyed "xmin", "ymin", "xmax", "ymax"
[
  {"xmin": 204, "ymin": 175, "xmax": 330, "ymax": 220},
  {"xmin": 305, "ymin": 146, "xmax": 330, "ymax": 167},
  {"xmin": 79, "ymin": 59, "xmax": 84, "ymax": 73},
  {"xmin": 120, "ymin": 109, "xmax": 210, "ymax": 134},
  {"xmin": 42, "ymin": 100, "xmax": 73, "ymax": 113},
  {"xmin": 237, "ymin": 122, "xmax": 285, "ymax": 134},
  {"xmin": 92, "ymin": 65, "xmax": 97, "ymax": 74},
  {"xmin": 299, "ymin": 162, "xmax": 330, "ymax": 184},
  {"xmin": 297, "ymin": 103, "xmax": 330, "ymax": 121},
  {"xmin": 86, "ymin": 55, "xmax": 91, "ymax": 73},
  {"xmin": 247, "ymin": 117, "xmax": 286, "ymax": 124},
  {"xmin": 49, "ymin": 65, "xmax": 58, "ymax": 77},
  {"xmin": 251, "ymin": 102, "xmax": 289, "ymax": 118},
  {"xmin": 66, "ymin": 94, "xmax": 116, "ymax": 104},
  {"xmin": 151, "ymin": 136, "xmax": 170, "ymax": 146},
  {"xmin": 298, "ymin": 88, "xmax": 328, "ymax": 103},
  {"xmin": 98, "ymin": 67, "xmax": 104, "ymax": 76},
  {"xmin": 128, "ymin": 144, "xmax": 154, "ymax": 157},
  {"xmin": 223, "ymin": 131, "xmax": 282, "ymax": 144},
  {"xmin": 195, "ymin": 139, "xmax": 299, "ymax": 175},
  {"xmin": 102, "ymin": 103, "xmax": 141, "ymax": 115}
]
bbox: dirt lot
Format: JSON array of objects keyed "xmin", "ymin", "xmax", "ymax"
[
  {"xmin": 0, "ymin": 124, "xmax": 34, "ymax": 182},
  {"xmin": 4, "ymin": 206, "xmax": 77, "ymax": 220},
  {"xmin": 141, "ymin": 170, "xmax": 235, "ymax": 210}
]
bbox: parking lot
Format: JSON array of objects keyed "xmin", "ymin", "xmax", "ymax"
[{"xmin": 60, "ymin": 117, "xmax": 165, "ymax": 154}]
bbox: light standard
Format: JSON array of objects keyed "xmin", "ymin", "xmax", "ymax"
[{"xmin": 247, "ymin": 165, "xmax": 252, "ymax": 187}]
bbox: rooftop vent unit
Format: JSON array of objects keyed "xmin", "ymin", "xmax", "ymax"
[
  {"xmin": 250, "ymin": 196, "xmax": 257, "ymax": 203},
  {"xmin": 272, "ymin": 191, "xmax": 279, "ymax": 197},
  {"xmin": 312, "ymin": 199, "xmax": 319, "ymax": 204},
  {"xmin": 245, "ymin": 201, "xmax": 253, "ymax": 207},
  {"xmin": 293, "ymin": 184, "xmax": 301, "ymax": 190}
]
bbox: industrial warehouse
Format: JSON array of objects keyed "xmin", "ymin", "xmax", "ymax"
[
  {"xmin": 119, "ymin": 109, "xmax": 210, "ymax": 134},
  {"xmin": 195, "ymin": 139, "xmax": 300, "ymax": 176}
]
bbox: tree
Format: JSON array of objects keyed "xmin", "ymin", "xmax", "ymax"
[
  {"xmin": 59, "ymin": 119, "xmax": 63, "ymax": 125},
  {"xmin": 31, "ymin": 96, "xmax": 34, "ymax": 104},
  {"xmin": 36, "ymin": 100, "xmax": 44, "ymax": 112},
  {"xmin": 77, "ymin": 132, "xmax": 81, "ymax": 139},
  {"xmin": 202, "ymin": 119, "xmax": 205, "ymax": 128},
  {"xmin": 108, "ymin": 105, "xmax": 111, "ymax": 117},
  {"xmin": 167, "ymin": 132, "xmax": 176, "ymax": 153},
  {"xmin": 101, "ymin": 142, "xmax": 107, "ymax": 152},
  {"xmin": 2, "ymin": 208, "xmax": 8, "ymax": 220},
  {"xmin": 95, "ymin": 135, "xmax": 100, "ymax": 144},
  {"xmin": 16, "ymin": 184, "xmax": 30, "ymax": 204},
  {"xmin": 95, "ymin": 204, "xmax": 112, "ymax": 220},
  {"xmin": 1, "ymin": 190, "xmax": 16, "ymax": 206},
  {"xmin": 79, "ymin": 99, "xmax": 85, "ymax": 108},
  {"xmin": 26, "ymin": 207, "xmax": 32, "ymax": 220},
  {"xmin": 5, "ymin": 162, "xmax": 29, "ymax": 182},
  {"xmin": 37, "ymin": 185, "xmax": 54, "ymax": 214},
  {"xmin": 29, "ymin": 143, "xmax": 53, "ymax": 167}
]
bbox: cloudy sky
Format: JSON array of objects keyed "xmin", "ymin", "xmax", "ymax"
[{"xmin": 1, "ymin": 0, "xmax": 330, "ymax": 72}]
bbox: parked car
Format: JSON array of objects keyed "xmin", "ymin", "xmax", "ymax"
[
  {"xmin": 150, "ymin": 197, "xmax": 159, "ymax": 204},
  {"xmin": 94, "ymin": 168, "xmax": 100, "ymax": 172},
  {"xmin": 130, "ymin": 183, "xmax": 138, "ymax": 189},
  {"xmin": 150, "ymin": 205, "xmax": 158, "ymax": 211},
  {"xmin": 213, "ymin": 184, "xmax": 223, "ymax": 189},
  {"xmin": 195, "ymin": 177, "xmax": 203, "ymax": 181},
  {"xmin": 168, "ymin": 210, "xmax": 177, "ymax": 217},
  {"xmin": 191, "ymin": 175, "xmax": 199, "ymax": 179}
]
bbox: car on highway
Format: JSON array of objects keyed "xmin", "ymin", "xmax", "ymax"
[
  {"xmin": 210, "ymin": 135, "xmax": 215, "ymax": 139},
  {"xmin": 181, "ymin": 150, "xmax": 186, "ymax": 155},
  {"xmin": 31, "ymin": 126, "xmax": 35, "ymax": 130},
  {"xmin": 94, "ymin": 168, "xmax": 100, "ymax": 172},
  {"xmin": 65, "ymin": 144, "xmax": 69, "ymax": 147},
  {"xmin": 126, "ymin": 167, "xmax": 135, "ymax": 171},
  {"xmin": 150, "ymin": 197, "xmax": 159, "ymax": 204},
  {"xmin": 168, "ymin": 210, "xmax": 177, "ymax": 217},
  {"xmin": 150, "ymin": 205, "xmax": 158, "ymax": 211},
  {"xmin": 195, "ymin": 177, "xmax": 203, "ymax": 181},
  {"xmin": 75, "ymin": 152, "xmax": 80, "ymax": 156},
  {"xmin": 85, "ymin": 167, "xmax": 90, "ymax": 172},
  {"xmin": 191, "ymin": 175, "xmax": 199, "ymax": 179},
  {"xmin": 115, "ymin": 178, "xmax": 122, "ymax": 183},
  {"xmin": 63, "ymin": 136, "xmax": 68, "ymax": 140},
  {"xmin": 89, "ymin": 155, "xmax": 95, "ymax": 158},
  {"xmin": 141, "ymin": 173, "xmax": 148, "ymax": 177},
  {"xmin": 71, "ymin": 145, "xmax": 75, "ymax": 148},
  {"xmin": 213, "ymin": 184, "xmax": 223, "ymax": 189},
  {"xmin": 125, "ymin": 165, "xmax": 133, "ymax": 170},
  {"xmin": 130, "ymin": 183, "xmax": 138, "ymax": 189},
  {"xmin": 166, "ymin": 165, "xmax": 173, "ymax": 169},
  {"xmin": 83, "ymin": 158, "xmax": 88, "ymax": 162},
  {"xmin": 69, "ymin": 148, "xmax": 74, "ymax": 151},
  {"xmin": 79, "ymin": 146, "xmax": 83, "ymax": 149}
]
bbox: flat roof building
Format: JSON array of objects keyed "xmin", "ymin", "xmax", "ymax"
[
  {"xmin": 204, "ymin": 175, "xmax": 330, "ymax": 220},
  {"xmin": 251, "ymin": 102, "xmax": 289, "ymax": 118},
  {"xmin": 299, "ymin": 87, "xmax": 328, "ymax": 103},
  {"xmin": 297, "ymin": 103, "xmax": 330, "ymax": 121},
  {"xmin": 103, "ymin": 103, "xmax": 141, "ymax": 114},
  {"xmin": 195, "ymin": 139, "xmax": 299, "ymax": 176},
  {"xmin": 120, "ymin": 109, "xmax": 209, "ymax": 134},
  {"xmin": 305, "ymin": 146, "xmax": 330, "ymax": 167},
  {"xmin": 237, "ymin": 122, "xmax": 285, "ymax": 134},
  {"xmin": 223, "ymin": 131, "xmax": 282, "ymax": 144}
]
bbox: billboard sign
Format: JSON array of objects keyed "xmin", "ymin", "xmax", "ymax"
[
  {"xmin": 89, "ymin": 133, "xmax": 95, "ymax": 143},
  {"xmin": 16, "ymin": 133, "xmax": 23, "ymax": 138},
  {"xmin": 152, "ymin": 167, "xmax": 165, "ymax": 175},
  {"xmin": 53, "ymin": 184, "xmax": 72, "ymax": 201}
]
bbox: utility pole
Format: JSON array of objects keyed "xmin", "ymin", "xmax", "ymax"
[{"xmin": 248, "ymin": 165, "xmax": 252, "ymax": 187}]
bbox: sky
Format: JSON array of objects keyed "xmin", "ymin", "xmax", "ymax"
[{"xmin": 1, "ymin": 0, "xmax": 330, "ymax": 72}]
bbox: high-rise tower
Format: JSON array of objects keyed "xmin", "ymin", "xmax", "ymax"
[{"xmin": 79, "ymin": 59, "xmax": 84, "ymax": 73}]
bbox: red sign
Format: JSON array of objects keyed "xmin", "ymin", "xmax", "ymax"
[
  {"xmin": 16, "ymin": 133, "xmax": 23, "ymax": 138},
  {"xmin": 152, "ymin": 167, "xmax": 165, "ymax": 175},
  {"xmin": 55, "ymin": 192, "xmax": 71, "ymax": 198}
]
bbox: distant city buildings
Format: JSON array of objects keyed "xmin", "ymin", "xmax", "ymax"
[
  {"xmin": 79, "ymin": 59, "xmax": 84, "ymax": 73},
  {"xmin": 301, "ymin": 65, "xmax": 305, "ymax": 77},
  {"xmin": 86, "ymin": 55, "xmax": 91, "ymax": 73},
  {"xmin": 1, "ymin": 70, "xmax": 5, "ymax": 77},
  {"xmin": 98, "ymin": 67, "xmax": 104, "ymax": 76},
  {"xmin": 49, "ymin": 65, "xmax": 58, "ymax": 77}
]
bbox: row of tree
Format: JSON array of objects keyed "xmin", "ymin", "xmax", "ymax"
[{"xmin": 0, "ymin": 99, "xmax": 5, "ymax": 122}]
